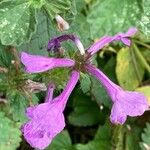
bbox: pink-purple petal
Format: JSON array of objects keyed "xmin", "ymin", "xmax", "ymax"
[
  {"xmin": 60, "ymin": 70, "xmax": 80, "ymax": 109},
  {"xmin": 125, "ymin": 27, "xmax": 138, "ymax": 36},
  {"xmin": 87, "ymin": 28, "xmax": 137, "ymax": 55},
  {"xmin": 110, "ymin": 102, "xmax": 127, "ymax": 125},
  {"xmin": 22, "ymin": 100, "xmax": 65, "ymax": 149},
  {"xmin": 21, "ymin": 52, "xmax": 75, "ymax": 73},
  {"xmin": 118, "ymin": 91, "xmax": 148, "ymax": 117},
  {"xmin": 87, "ymin": 36, "xmax": 112, "ymax": 54},
  {"xmin": 22, "ymin": 118, "xmax": 63, "ymax": 149},
  {"xmin": 86, "ymin": 64, "xmax": 148, "ymax": 124},
  {"xmin": 26, "ymin": 106, "xmax": 36, "ymax": 119},
  {"xmin": 120, "ymin": 37, "xmax": 131, "ymax": 46}
]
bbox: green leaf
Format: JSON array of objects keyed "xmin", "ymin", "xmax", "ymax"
[
  {"xmin": 0, "ymin": 44, "xmax": 13, "ymax": 67},
  {"xmin": 18, "ymin": 11, "xmax": 52, "ymax": 55},
  {"xmin": 7, "ymin": 90, "xmax": 39, "ymax": 123},
  {"xmin": 0, "ymin": 0, "xmax": 37, "ymax": 46},
  {"xmin": 76, "ymin": 141, "xmax": 110, "ymax": 150},
  {"xmin": 68, "ymin": 93, "xmax": 102, "ymax": 126},
  {"xmin": 76, "ymin": 124, "xmax": 112, "ymax": 150},
  {"xmin": 138, "ymin": 0, "xmax": 150, "ymax": 36},
  {"xmin": 94, "ymin": 124, "xmax": 112, "ymax": 141},
  {"xmin": 80, "ymin": 73, "xmax": 91, "ymax": 93},
  {"xmin": 39, "ymin": 68, "xmax": 70, "ymax": 90},
  {"xmin": 67, "ymin": 14, "xmax": 91, "ymax": 47},
  {"xmin": 19, "ymin": 11, "xmax": 90, "ymax": 56},
  {"xmin": 87, "ymin": 0, "xmax": 145, "ymax": 39},
  {"xmin": 74, "ymin": 0, "xmax": 86, "ymax": 13},
  {"xmin": 44, "ymin": 0, "xmax": 73, "ymax": 19},
  {"xmin": 140, "ymin": 123, "xmax": 150, "ymax": 150},
  {"xmin": 7, "ymin": 91, "xmax": 28, "ymax": 122},
  {"xmin": 136, "ymin": 86, "xmax": 150, "ymax": 106},
  {"xmin": 0, "ymin": 112, "xmax": 22, "ymax": 150},
  {"xmin": 125, "ymin": 126, "xmax": 141, "ymax": 150},
  {"xmin": 46, "ymin": 130, "xmax": 74, "ymax": 150},
  {"xmin": 90, "ymin": 77, "xmax": 111, "ymax": 108},
  {"xmin": 103, "ymin": 56, "xmax": 117, "ymax": 83},
  {"xmin": 116, "ymin": 48, "xmax": 145, "ymax": 90},
  {"xmin": 29, "ymin": 0, "xmax": 46, "ymax": 9}
]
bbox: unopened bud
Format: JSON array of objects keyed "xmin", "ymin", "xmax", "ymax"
[{"xmin": 55, "ymin": 15, "xmax": 69, "ymax": 31}]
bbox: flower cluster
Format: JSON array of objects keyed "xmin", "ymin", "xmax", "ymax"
[{"xmin": 21, "ymin": 28, "xmax": 148, "ymax": 149}]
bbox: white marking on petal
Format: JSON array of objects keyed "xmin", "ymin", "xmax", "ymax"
[{"xmin": 75, "ymin": 39, "xmax": 85, "ymax": 55}]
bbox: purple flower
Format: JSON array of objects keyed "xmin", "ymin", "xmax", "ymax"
[
  {"xmin": 86, "ymin": 65, "xmax": 148, "ymax": 124},
  {"xmin": 21, "ymin": 27, "xmax": 148, "ymax": 148},
  {"xmin": 21, "ymin": 71, "xmax": 79, "ymax": 149},
  {"xmin": 87, "ymin": 28, "xmax": 138, "ymax": 55},
  {"xmin": 112, "ymin": 27, "xmax": 138, "ymax": 46}
]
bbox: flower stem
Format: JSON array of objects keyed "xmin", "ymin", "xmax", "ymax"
[{"xmin": 112, "ymin": 125, "xmax": 124, "ymax": 149}]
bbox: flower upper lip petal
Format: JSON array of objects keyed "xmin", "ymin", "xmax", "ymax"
[
  {"xmin": 21, "ymin": 52, "xmax": 75, "ymax": 73},
  {"xmin": 47, "ymin": 34, "xmax": 85, "ymax": 55},
  {"xmin": 87, "ymin": 27, "xmax": 137, "ymax": 55}
]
